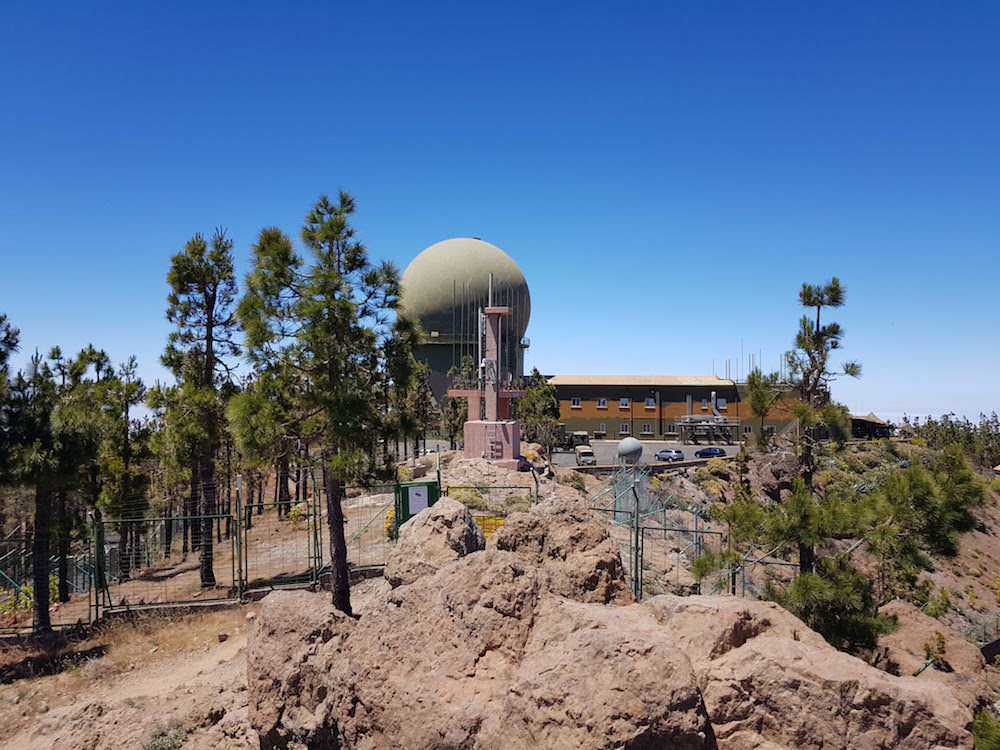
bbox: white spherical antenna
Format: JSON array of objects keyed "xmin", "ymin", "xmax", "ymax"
[{"xmin": 617, "ymin": 437, "xmax": 643, "ymax": 464}]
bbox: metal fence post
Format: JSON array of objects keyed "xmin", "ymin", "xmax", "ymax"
[
  {"xmin": 235, "ymin": 474, "xmax": 243, "ymax": 600},
  {"xmin": 631, "ymin": 484, "xmax": 640, "ymax": 600}
]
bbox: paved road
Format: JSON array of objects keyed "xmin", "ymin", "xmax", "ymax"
[{"xmin": 550, "ymin": 439, "xmax": 742, "ymax": 468}]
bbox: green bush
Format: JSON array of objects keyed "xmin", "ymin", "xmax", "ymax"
[
  {"xmin": 690, "ymin": 549, "xmax": 743, "ymax": 582},
  {"xmin": 397, "ymin": 465, "xmax": 414, "ymax": 482},
  {"xmin": 973, "ymin": 708, "xmax": 1000, "ymax": 750},
  {"xmin": 924, "ymin": 586, "xmax": 953, "ymax": 618},
  {"xmin": 287, "ymin": 505, "xmax": 305, "ymax": 530}
]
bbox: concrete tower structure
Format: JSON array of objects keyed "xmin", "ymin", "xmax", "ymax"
[{"xmin": 447, "ymin": 274, "xmax": 524, "ymax": 469}]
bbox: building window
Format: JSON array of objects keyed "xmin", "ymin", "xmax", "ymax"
[
  {"xmin": 597, "ymin": 397, "xmax": 607, "ymax": 409},
  {"xmin": 620, "ymin": 397, "xmax": 630, "ymax": 409},
  {"xmin": 619, "ymin": 423, "xmax": 629, "ymax": 434},
  {"xmin": 718, "ymin": 398, "xmax": 727, "ymax": 409},
  {"xmin": 744, "ymin": 425, "xmax": 753, "ymax": 433},
  {"xmin": 645, "ymin": 397, "xmax": 655, "ymax": 409},
  {"xmin": 701, "ymin": 398, "xmax": 708, "ymax": 411},
  {"xmin": 571, "ymin": 397, "xmax": 581, "ymax": 408},
  {"xmin": 597, "ymin": 423, "xmax": 606, "ymax": 435},
  {"xmin": 641, "ymin": 424, "xmax": 652, "ymax": 434}
]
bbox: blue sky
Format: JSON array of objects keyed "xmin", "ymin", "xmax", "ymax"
[{"xmin": 1, "ymin": 2, "xmax": 997, "ymax": 422}]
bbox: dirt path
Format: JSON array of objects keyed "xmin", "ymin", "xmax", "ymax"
[{"xmin": 1, "ymin": 607, "xmax": 261, "ymax": 750}]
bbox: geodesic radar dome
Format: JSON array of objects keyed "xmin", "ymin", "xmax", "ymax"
[{"xmin": 399, "ymin": 237, "xmax": 531, "ymax": 346}]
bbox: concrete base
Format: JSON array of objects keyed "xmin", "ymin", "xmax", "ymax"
[{"xmin": 464, "ymin": 420, "xmax": 521, "ymax": 466}]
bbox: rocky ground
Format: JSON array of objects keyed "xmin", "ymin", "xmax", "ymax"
[{"xmin": 1, "ymin": 445, "xmax": 997, "ymax": 749}]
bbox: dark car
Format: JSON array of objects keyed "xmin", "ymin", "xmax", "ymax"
[
  {"xmin": 655, "ymin": 448, "xmax": 685, "ymax": 462},
  {"xmin": 694, "ymin": 447, "xmax": 727, "ymax": 459}
]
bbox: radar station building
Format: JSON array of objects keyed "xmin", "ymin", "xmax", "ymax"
[
  {"xmin": 549, "ymin": 375, "xmax": 800, "ymax": 443},
  {"xmin": 399, "ymin": 238, "xmax": 530, "ymax": 402}
]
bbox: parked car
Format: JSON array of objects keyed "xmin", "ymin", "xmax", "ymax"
[
  {"xmin": 694, "ymin": 447, "xmax": 727, "ymax": 458},
  {"xmin": 575, "ymin": 445, "xmax": 597, "ymax": 466},
  {"xmin": 655, "ymin": 448, "xmax": 685, "ymax": 462}
]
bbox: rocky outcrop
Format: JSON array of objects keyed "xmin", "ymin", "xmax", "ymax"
[
  {"xmin": 647, "ymin": 596, "xmax": 972, "ymax": 750},
  {"xmin": 490, "ymin": 497, "xmax": 633, "ymax": 605},
  {"xmin": 247, "ymin": 504, "xmax": 974, "ymax": 750},
  {"xmin": 748, "ymin": 450, "xmax": 803, "ymax": 502},
  {"xmin": 246, "ymin": 590, "xmax": 355, "ymax": 750},
  {"xmin": 384, "ymin": 497, "xmax": 485, "ymax": 587},
  {"xmin": 878, "ymin": 599, "xmax": 989, "ymax": 713},
  {"xmin": 248, "ymin": 552, "xmax": 714, "ymax": 749}
]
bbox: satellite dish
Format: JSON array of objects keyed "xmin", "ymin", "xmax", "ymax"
[{"xmin": 520, "ymin": 337, "xmax": 530, "ymax": 349}]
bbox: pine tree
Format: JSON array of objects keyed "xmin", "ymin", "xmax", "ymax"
[
  {"xmin": 745, "ymin": 368, "xmax": 781, "ymax": 448},
  {"xmin": 6, "ymin": 353, "xmax": 59, "ymax": 631},
  {"xmin": 239, "ymin": 193, "xmax": 402, "ymax": 614},
  {"xmin": 164, "ymin": 229, "xmax": 239, "ymax": 588},
  {"xmin": 784, "ymin": 278, "xmax": 861, "ymax": 571}
]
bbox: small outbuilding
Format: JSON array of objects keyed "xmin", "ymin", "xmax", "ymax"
[{"xmin": 851, "ymin": 413, "xmax": 891, "ymax": 440}]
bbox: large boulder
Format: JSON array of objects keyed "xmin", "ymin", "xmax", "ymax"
[
  {"xmin": 647, "ymin": 595, "xmax": 971, "ymax": 750},
  {"xmin": 330, "ymin": 550, "xmax": 714, "ymax": 749},
  {"xmin": 490, "ymin": 497, "xmax": 633, "ymax": 605},
  {"xmin": 384, "ymin": 497, "xmax": 485, "ymax": 587},
  {"xmin": 246, "ymin": 590, "xmax": 355, "ymax": 750},
  {"xmin": 877, "ymin": 599, "xmax": 989, "ymax": 713}
]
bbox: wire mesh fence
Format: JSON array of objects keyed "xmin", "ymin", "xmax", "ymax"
[
  {"xmin": 95, "ymin": 514, "xmax": 237, "ymax": 616},
  {"xmin": 6, "ymin": 476, "xmax": 548, "ymax": 631},
  {"xmin": 441, "ymin": 483, "xmax": 536, "ymax": 515},
  {"xmin": 344, "ymin": 485, "xmax": 395, "ymax": 570},
  {"xmin": 0, "ymin": 538, "xmax": 96, "ymax": 632},
  {"xmin": 638, "ymin": 525, "xmax": 724, "ymax": 597}
]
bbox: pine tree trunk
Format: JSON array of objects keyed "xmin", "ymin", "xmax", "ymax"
[
  {"xmin": 225, "ymin": 445, "xmax": 232, "ymax": 540},
  {"xmin": 57, "ymin": 488, "xmax": 70, "ymax": 603},
  {"xmin": 798, "ymin": 541, "xmax": 815, "ymax": 575},
  {"xmin": 278, "ymin": 452, "xmax": 291, "ymax": 518},
  {"xmin": 133, "ymin": 524, "xmax": 142, "ymax": 571},
  {"xmin": 199, "ymin": 440, "xmax": 217, "ymax": 588},
  {"xmin": 33, "ymin": 484, "xmax": 52, "ymax": 631},
  {"xmin": 325, "ymin": 467, "xmax": 352, "ymax": 615},
  {"xmin": 164, "ymin": 501, "xmax": 173, "ymax": 557},
  {"xmin": 244, "ymin": 473, "xmax": 253, "ymax": 531},
  {"xmin": 257, "ymin": 478, "xmax": 263, "ymax": 516}
]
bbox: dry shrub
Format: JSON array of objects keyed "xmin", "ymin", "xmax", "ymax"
[
  {"xmin": 487, "ymin": 494, "xmax": 531, "ymax": 516},
  {"xmin": 557, "ymin": 471, "xmax": 586, "ymax": 493},
  {"xmin": 706, "ymin": 458, "xmax": 729, "ymax": 479},
  {"xmin": 448, "ymin": 483, "xmax": 487, "ymax": 510}
]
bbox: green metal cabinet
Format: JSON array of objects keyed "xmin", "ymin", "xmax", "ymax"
[{"xmin": 394, "ymin": 480, "xmax": 441, "ymax": 524}]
